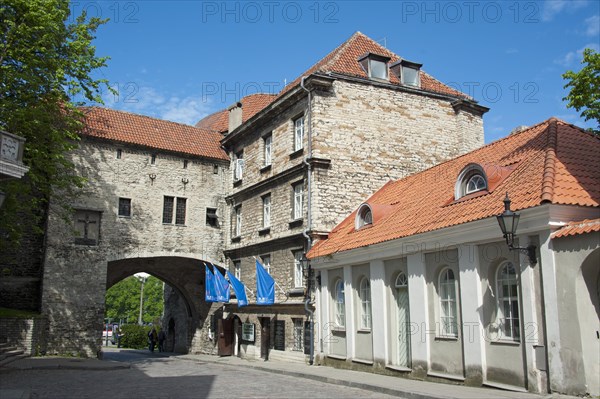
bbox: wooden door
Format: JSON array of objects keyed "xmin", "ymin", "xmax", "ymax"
[
  {"xmin": 218, "ymin": 318, "xmax": 234, "ymax": 356},
  {"xmin": 260, "ymin": 318, "xmax": 270, "ymax": 360}
]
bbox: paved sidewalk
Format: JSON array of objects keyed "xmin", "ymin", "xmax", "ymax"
[{"xmin": 0, "ymin": 350, "xmax": 580, "ymax": 399}]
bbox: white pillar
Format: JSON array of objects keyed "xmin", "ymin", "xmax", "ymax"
[
  {"xmin": 407, "ymin": 252, "xmax": 429, "ymax": 375},
  {"xmin": 370, "ymin": 259, "xmax": 387, "ymax": 366},
  {"xmin": 538, "ymin": 230, "xmax": 564, "ymax": 392},
  {"xmin": 343, "ymin": 265, "xmax": 355, "ymax": 359},
  {"xmin": 319, "ymin": 269, "xmax": 330, "ymax": 355},
  {"xmin": 457, "ymin": 244, "xmax": 486, "ymax": 384}
]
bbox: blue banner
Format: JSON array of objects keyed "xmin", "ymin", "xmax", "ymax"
[
  {"xmin": 204, "ymin": 263, "xmax": 217, "ymax": 302},
  {"xmin": 212, "ymin": 264, "xmax": 230, "ymax": 303},
  {"xmin": 255, "ymin": 259, "xmax": 274, "ymax": 305},
  {"xmin": 226, "ymin": 271, "xmax": 248, "ymax": 307}
]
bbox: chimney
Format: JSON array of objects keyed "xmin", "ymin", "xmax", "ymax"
[{"xmin": 228, "ymin": 102, "xmax": 243, "ymax": 133}]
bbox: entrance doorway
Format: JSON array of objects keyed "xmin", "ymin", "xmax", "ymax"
[
  {"xmin": 260, "ymin": 317, "xmax": 270, "ymax": 360},
  {"xmin": 395, "ymin": 272, "xmax": 411, "ymax": 367},
  {"xmin": 218, "ymin": 318, "xmax": 234, "ymax": 356}
]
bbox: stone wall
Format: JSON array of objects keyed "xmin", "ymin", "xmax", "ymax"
[{"xmin": 0, "ymin": 317, "xmax": 47, "ymax": 356}]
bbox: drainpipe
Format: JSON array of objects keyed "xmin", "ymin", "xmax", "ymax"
[{"xmin": 300, "ymin": 76, "xmax": 314, "ymax": 365}]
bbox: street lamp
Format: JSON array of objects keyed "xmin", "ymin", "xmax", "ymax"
[
  {"xmin": 496, "ymin": 193, "xmax": 537, "ymax": 264},
  {"xmin": 134, "ymin": 272, "xmax": 150, "ymax": 325}
]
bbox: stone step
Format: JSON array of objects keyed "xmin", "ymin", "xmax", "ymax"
[
  {"xmin": 0, "ymin": 349, "xmax": 24, "ymax": 362},
  {"xmin": 0, "ymin": 352, "xmax": 28, "ymax": 367}
]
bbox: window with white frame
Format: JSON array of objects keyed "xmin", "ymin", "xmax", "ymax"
[
  {"xmin": 262, "ymin": 194, "xmax": 271, "ymax": 228},
  {"xmin": 234, "ymin": 151, "xmax": 244, "ymax": 181},
  {"xmin": 455, "ymin": 164, "xmax": 487, "ymax": 199},
  {"xmin": 293, "ymin": 318, "xmax": 304, "ymax": 351},
  {"xmin": 334, "ymin": 279, "xmax": 345, "ymax": 327},
  {"xmin": 369, "ymin": 58, "xmax": 388, "ymax": 80},
  {"xmin": 233, "ymin": 205, "xmax": 242, "ymax": 237},
  {"xmin": 233, "ymin": 260, "xmax": 241, "ymax": 280},
  {"xmin": 438, "ymin": 267, "xmax": 458, "ymax": 337},
  {"xmin": 359, "ymin": 277, "xmax": 372, "ymax": 329},
  {"xmin": 355, "ymin": 203, "xmax": 373, "ymax": 229},
  {"xmin": 497, "ymin": 261, "xmax": 520, "ymax": 341},
  {"xmin": 264, "ymin": 134, "xmax": 272, "ymax": 167},
  {"xmin": 293, "ymin": 181, "xmax": 303, "ymax": 220},
  {"xmin": 293, "ymin": 250, "xmax": 303, "ymax": 288},
  {"xmin": 294, "ymin": 116, "xmax": 304, "ymax": 152},
  {"xmin": 260, "ymin": 254, "xmax": 271, "ymax": 274}
]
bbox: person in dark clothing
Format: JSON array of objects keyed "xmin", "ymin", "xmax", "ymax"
[
  {"xmin": 148, "ymin": 327, "xmax": 158, "ymax": 352},
  {"xmin": 158, "ymin": 329, "xmax": 166, "ymax": 352}
]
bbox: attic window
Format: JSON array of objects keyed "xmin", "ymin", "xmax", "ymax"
[
  {"xmin": 391, "ymin": 59, "xmax": 422, "ymax": 88},
  {"xmin": 358, "ymin": 53, "xmax": 391, "ymax": 81},
  {"xmin": 355, "ymin": 204, "xmax": 373, "ymax": 230},
  {"xmin": 455, "ymin": 164, "xmax": 488, "ymax": 199}
]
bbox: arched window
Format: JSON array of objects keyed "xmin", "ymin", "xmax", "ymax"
[
  {"xmin": 359, "ymin": 277, "xmax": 372, "ymax": 329},
  {"xmin": 438, "ymin": 268, "xmax": 458, "ymax": 337},
  {"xmin": 455, "ymin": 164, "xmax": 487, "ymax": 199},
  {"xmin": 395, "ymin": 272, "xmax": 408, "ymax": 288},
  {"xmin": 355, "ymin": 204, "xmax": 373, "ymax": 230},
  {"xmin": 334, "ymin": 279, "xmax": 345, "ymax": 327},
  {"xmin": 497, "ymin": 261, "xmax": 520, "ymax": 341}
]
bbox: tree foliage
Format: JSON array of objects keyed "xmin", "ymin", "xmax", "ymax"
[
  {"xmin": 0, "ymin": 0, "xmax": 110, "ymax": 241},
  {"xmin": 562, "ymin": 48, "xmax": 600, "ymax": 135},
  {"xmin": 105, "ymin": 276, "xmax": 164, "ymax": 325}
]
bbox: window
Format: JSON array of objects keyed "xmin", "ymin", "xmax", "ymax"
[
  {"xmin": 118, "ymin": 198, "xmax": 131, "ymax": 217},
  {"xmin": 262, "ymin": 195, "xmax": 271, "ymax": 228},
  {"xmin": 261, "ymin": 255, "xmax": 271, "ymax": 274},
  {"xmin": 334, "ymin": 279, "xmax": 345, "ymax": 327},
  {"xmin": 151, "ymin": 154, "xmax": 157, "ymax": 165},
  {"xmin": 264, "ymin": 134, "xmax": 272, "ymax": 167},
  {"xmin": 355, "ymin": 203, "xmax": 373, "ymax": 229},
  {"xmin": 162, "ymin": 196, "xmax": 174, "ymax": 224},
  {"xmin": 116, "ymin": 149, "xmax": 122, "ymax": 159},
  {"xmin": 293, "ymin": 318, "xmax": 304, "ymax": 351},
  {"xmin": 294, "ymin": 116, "xmax": 304, "ymax": 152},
  {"xmin": 293, "ymin": 250, "xmax": 303, "ymax": 288},
  {"xmin": 359, "ymin": 277, "xmax": 372, "ymax": 329},
  {"xmin": 183, "ymin": 160, "xmax": 188, "ymax": 169},
  {"xmin": 497, "ymin": 261, "xmax": 520, "ymax": 341},
  {"xmin": 213, "ymin": 164, "xmax": 219, "ymax": 174},
  {"xmin": 233, "ymin": 260, "xmax": 241, "ymax": 280},
  {"xmin": 401, "ymin": 66, "xmax": 419, "ymax": 86},
  {"xmin": 206, "ymin": 207, "xmax": 218, "ymax": 227},
  {"xmin": 234, "ymin": 151, "xmax": 244, "ymax": 181},
  {"xmin": 369, "ymin": 59, "xmax": 388, "ymax": 80},
  {"xmin": 439, "ymin": 268, "xmax": 458, "ymax": 337},
  {"xmin": 234, "ymin": 205, "xmax": 242, "ymax": 237},
  {"xmin": 456, "ymin": 164, "xmax": 488, "ymax": 198},
  {"xmin": 293, "ymin": 182, "xmax": 303, "ymax": 220},
  {"xmin": 163, "ymin": 196, "xmax": 186, "ymax": 225}
]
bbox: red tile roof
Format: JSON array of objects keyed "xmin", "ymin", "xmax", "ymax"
[
  {"xmin": 279, "ymin": 31, "xmax": 469, "ymax": 99},
  {"xmin": 195, "ymin": 93, "xmax": 276, "ymax": 133},
  {"xmin": 308, "ymin": 118, "xmax": 600, "ymax": 258},
  {"xmin": 551, "ymin": 218, "xmax": 600, "ymax": 238},
  {"xmin": 80, "ymin": 107, "xmax": 228, "ymax": 161}
]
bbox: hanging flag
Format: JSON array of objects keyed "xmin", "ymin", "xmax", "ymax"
[
  {"xmin": 204, "ymin": 263, "xmax": 217, "ymax": 302},
  {"xmin": 226, "ymin": 271, "xmax": 248, "ymax": 307},
  {"xmin": 212, "ymin": 264, "xmax": 230, "ymax": 303},
  {"xmin": 255, "ymin": 259, "xmax": 275, "ymax": 305}
]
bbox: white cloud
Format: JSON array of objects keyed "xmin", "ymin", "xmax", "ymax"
[
  {"xmin": 554, "ymin": 43, "xmax": 600, "ymax": 67},
  {"xmin": 542, "ymin": 0, "xmax": 588, "ymax": 21},
  {"xmin": 584, "ymin": 15, "xmax": 600, "ymax": 36}
]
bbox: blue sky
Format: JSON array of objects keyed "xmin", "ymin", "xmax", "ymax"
[{"xmin": 80, "ymin": 0, "xmax": 600, "ymax": 143}]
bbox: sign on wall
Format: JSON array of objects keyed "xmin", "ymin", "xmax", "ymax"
[
  {"xmin": 242, "ymin": 322, "xmax": 255, "ymax": 342},
  {"xmin": 274, "ymin": 320, "xmax": 285, "ymax": 351}
]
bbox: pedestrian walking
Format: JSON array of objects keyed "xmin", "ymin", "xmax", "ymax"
[
  {"xmin": 148, "ymin": 327, "xmax": 158, "ymax": 352},
  {"xmin": 158, "ymin": 329, "xmax": 166, "ymax": 352}
]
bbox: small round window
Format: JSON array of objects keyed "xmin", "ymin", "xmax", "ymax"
[
  {"xmin": 465, "ymin": 174, "xmax": 486, "ymax": 194},
  {"xmin": 455, "ymin": 164, "xmax": 488, "ymax": 199},
  {"xmin": 355, "ymin": 204, "xmax": 373, "ymax": 229}
]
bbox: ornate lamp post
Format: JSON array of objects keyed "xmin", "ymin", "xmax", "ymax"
[
  {"xmin": 134, "ymin": 272, "xmax": 150, "ymax": 325},
  {"xmin": 496, "ymin": 193, "xmax": 537, "ymax": 264}
]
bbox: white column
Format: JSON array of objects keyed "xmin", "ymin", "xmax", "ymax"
[
  {"xmin": 318, "ymin": 269, "xmax": 330, "ymax": 355},
  {"xmin": 457, "ymin": 244, "xmax": 486, "ymax": 383},
  {"xmin": 343, "ymin": 265, "xmax": 355, "ymax": 359},
  {"xmin": 407, "ymin": 252, "xmax": 430, "ymax": 373},
  {"xmin": 538, "ymin": 230, "xmax": 564, "ymax": 392},
  {"xmin": 370, "ymin": 259, "xmax": 387, "ymax": 365}
]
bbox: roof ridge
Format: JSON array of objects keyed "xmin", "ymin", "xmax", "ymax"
[{"xmin": 541, "ymin": 118, "xmax": 558, "ymax": 203}]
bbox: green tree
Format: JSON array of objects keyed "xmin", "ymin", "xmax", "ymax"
[
  {"xmin": 105, "ymin": 276, "xmax": 164, "ymax": 324},
  {"xmin": 562, "ymin": 48, "xmax": 600, "ymax": 135},
  {"xmin": 0, "ymin": 0, "xmax": 110, "ymax": 241}
]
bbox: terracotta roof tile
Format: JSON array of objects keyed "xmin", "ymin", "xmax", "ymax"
[
  {"xmin": 308, "ymin": 119, "xmax": 600, "ymax": 258},
  {"xmin": 80, "ymin": 107, "xmax": 228, "ymax": 161},
  {"xmin": 552, "ymin": 218, "xmax": 600, "ymax": 238},
  {"xmin": 195, "ymin": 93, "xmax": 276, "ymax": 133}
]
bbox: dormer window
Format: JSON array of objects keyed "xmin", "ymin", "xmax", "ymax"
[
  {"xmin": 455, "ymin": 164, "xmax": 488, "ymax": 199},
  {"xmin": 355, "ymin": 203, "xmax": 373, "ymax": 229},
  {"xmin": 391, "ymin": 59, "xmax": 422, "ymax": 88},
  {"xmin": 358, "ymin": 53, "xmax": 391, "ymax": 81}
]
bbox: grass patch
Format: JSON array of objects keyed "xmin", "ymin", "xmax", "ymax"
[{"xmin": 0, "ymin": 307, "xmax": 42, "ymax": 318}]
